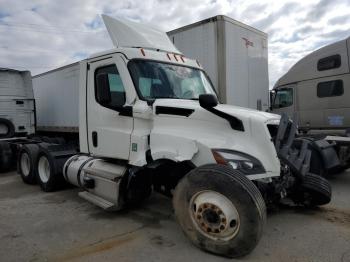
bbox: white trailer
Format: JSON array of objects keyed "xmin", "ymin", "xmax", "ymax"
[
  {"xmin": 167, "ymin": 15, "xmax": 269, "ymax": 111},
  {"xmin": 33, "ymin": 63, "xmax": 80, "ymax": 133}
]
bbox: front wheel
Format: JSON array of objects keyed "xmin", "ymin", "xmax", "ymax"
[
  {"xmin": 291, "ymin": 173, "xmax": 332, "ymax": 207},
  {"xmin": 173, "ymin": 164, "xmax": 266, "ymax": 258}
]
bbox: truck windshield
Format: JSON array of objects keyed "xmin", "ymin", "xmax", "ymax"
[
  {"xmin": 272, "ymin": 88, "xmax": 293, "ymax": 108},
  {"xmin": 128, "ymin": 60, "xmax": 217, "ymax": 100}
]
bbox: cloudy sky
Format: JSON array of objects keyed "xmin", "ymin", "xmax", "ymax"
[{"xmin": 0, "ymin": 0, "xmax": 349, "ymax": 88}]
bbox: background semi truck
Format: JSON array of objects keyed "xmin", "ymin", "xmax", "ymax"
[
  {"xmin": 0, "ymin": 68, "xmax": 35, "ymax": 138},
  {"xmin": 0, "ymin": 15, "xmax": 339, "ymax": 258},
  {"xmin": 168, "ymin": 15, "xmax": 269, "ymax": 111},
  {"xmin": 0, "ymin": 68, "xmax": 35, "ymax": 171},
  {"xmin": 271, "ymin": 36, "xmax": 350, "ymax": 170}
]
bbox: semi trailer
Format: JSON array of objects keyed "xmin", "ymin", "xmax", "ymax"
[
  {"xmin": 270, "ymin": 36, "xmax": 350, "ymax": 172},
  {"xmin": 167, "ymin": 15, "xmax": 269, "ymax": 111},
  {"xmin": 0, "ymin": 15, "xmax": 339, "ymax": 257}
]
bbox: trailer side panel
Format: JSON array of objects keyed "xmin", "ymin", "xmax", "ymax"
[{"xmin": 33, "ymin": 63, "xmax": 80, "ymax": 132}]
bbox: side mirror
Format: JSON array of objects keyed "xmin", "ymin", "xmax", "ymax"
[
  {"xmin": 96, "ymin": 73, "xmax": 111, "ymax": 105},
  {"xmin": 199, "ymin": 94, "xmax": 218, "ymax": 108}
]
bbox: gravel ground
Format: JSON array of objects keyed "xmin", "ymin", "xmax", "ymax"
[{"xmin": 0, "ymin": 170, "xmax": 349, "ymax": 262}]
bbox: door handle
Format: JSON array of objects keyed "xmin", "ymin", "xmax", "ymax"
[{"xmin": 92, "ymin": 131, "xmax": 98, "ymax": 147}]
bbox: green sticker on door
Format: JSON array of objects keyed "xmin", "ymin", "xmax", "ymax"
[{"xmin": 132, "ymin": 143, "xmax": 138, "ymax": 152}]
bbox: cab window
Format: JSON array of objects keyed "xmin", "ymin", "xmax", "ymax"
[
  {"xmin": 317, "ymin": 80, "xmax": 343, "ymax": 98},
  {"xmin": 317, "ymin": 55, "xmax": 341, "ymax": 71},
  {"xmin": 95, "ymin": 65, "xmax": 126, "ymax": 108},
  {"xmin": 273, "ymin": 88, "xmax": 293, "ymax": 108}
]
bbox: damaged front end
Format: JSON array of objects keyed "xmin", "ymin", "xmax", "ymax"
[{"xmin": 260, "ymin": 114, "xmax": 338, "ymax": 207}]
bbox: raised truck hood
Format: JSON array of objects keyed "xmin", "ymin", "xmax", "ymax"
[{"xmin": 102, "ymin": 14, "xmax": 180, "ymax": 54}]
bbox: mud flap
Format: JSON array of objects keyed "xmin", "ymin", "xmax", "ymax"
[{"xmin": 306, "ymin": 139, "xmax": 340, "ymax": 172}]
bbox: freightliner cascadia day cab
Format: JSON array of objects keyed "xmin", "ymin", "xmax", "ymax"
[
  {"xmin": 271, "ymin": 36, "xmax": 350, "ymax": 171},
  {"xmin": 168, "ymin": 15, "xmax": 269, "ymax": 111},
  {"xmin": 0, "ymin": 15, "xmax": 340, "ymax": 257}
]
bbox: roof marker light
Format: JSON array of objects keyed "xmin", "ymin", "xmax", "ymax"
[
  {"xmin": 196, "ymin": 60, "xmax": 201, "ymax": 67},
  {"xmin": 167, "ymin": 53, "xmax": 171, "ymax": 60},
  {"xmin": 180, "ymin": 56, "xmax": 185, "ymax": 63},
  {"xmin": 140, "ymin": 48, "xmax": 146, "ymax": 56},
  {"xmin": 173, "ymin": 54, "xmax": 178, "ymax": 61}
]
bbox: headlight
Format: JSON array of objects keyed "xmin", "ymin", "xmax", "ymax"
[{"xmin": 212, "ymin": 149, "xmax": 265, "ymax": 175}]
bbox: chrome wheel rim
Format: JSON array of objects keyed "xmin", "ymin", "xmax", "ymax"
[
  {"xmin": 189, "ymin": 190, "xmax": 240, "ymax": 241},
  {"xmin": 20, "ymin": 152, "xmax": 31, "ymax": 177},
  {"xmin": 38, "ymin": 156, "xmax": 50, "ymax": 183}
]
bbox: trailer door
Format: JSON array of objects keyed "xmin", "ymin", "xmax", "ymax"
[{"xmin": 87, "ymin": 56, "xmax": 133, "ymax": 160}]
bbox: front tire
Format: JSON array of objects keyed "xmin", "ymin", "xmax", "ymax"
[
  {"xmin": 173, "ymin": 164, "xmax": 266, "ymax": 258},
  {"xmin": 298, "ymin": 173, "xmax": 332, "ymax": 207}
]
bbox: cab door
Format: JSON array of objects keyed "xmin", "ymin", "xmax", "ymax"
[{"xmin": 87, "ymin": 55, "xmax": 133, "ymax": 159}]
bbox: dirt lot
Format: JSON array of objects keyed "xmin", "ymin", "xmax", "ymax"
[{"xmin": 0, "ymin": 170, "xmax": 350, "ymax": 262}]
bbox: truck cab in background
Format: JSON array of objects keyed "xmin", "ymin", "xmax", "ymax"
[
  {"xmin": 0, "ymin": 69, "xmax": 35, "ymax": 138},
  {"xmin": 0, "ymin": 69, "xmax": 35, "ymax": 171},
  {"xmin": 270, "ymin": 36, "xmax": 350, "ymax": 170},
  {"xmin": 271, "ymin": 36, "xmax": 350, "ymax": 133}
]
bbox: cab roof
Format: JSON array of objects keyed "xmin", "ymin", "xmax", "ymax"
[
  {"xmin": 274, "ymin": 36, "xmax": 350, "ymax": 88},
  {"xmin": 88, "ymin": 46, "xmax": 202, "ymax": 70}
]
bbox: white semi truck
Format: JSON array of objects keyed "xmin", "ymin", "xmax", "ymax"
[
  {"xmin": 0, "ymin": 16, "xmax": 338, "ymax": 257},
  {"xmin": 168, "ymin": 15, "xmax": 269, "ymax": 111}
]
